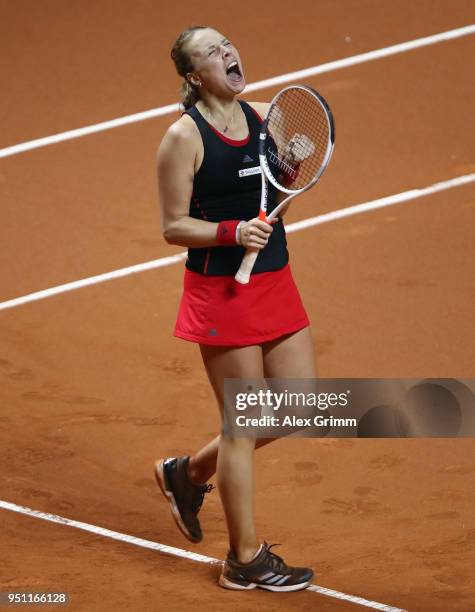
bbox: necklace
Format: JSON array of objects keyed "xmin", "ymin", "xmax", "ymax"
[{"xmin": 204, "ymin": 104, "xmax": 236, "ymax": 133}]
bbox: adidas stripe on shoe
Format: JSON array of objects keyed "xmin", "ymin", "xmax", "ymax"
[{"xmin": 219, "ymin": 542, "xmax": 314, "ymax": 591}]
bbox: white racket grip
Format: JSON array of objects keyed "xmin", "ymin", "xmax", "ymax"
[{"xmin": 235, "ymin": 248, "xmax": 259, "ymax": 284}]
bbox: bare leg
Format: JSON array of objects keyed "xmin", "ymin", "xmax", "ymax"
[
  {"xmin": 218, "ymin": 435, "xmax": 259, "ymax": 562},
  {"xmin": 188, "ymin": 327, "xmax": 316, "ymax": 562},
  {"xmin": 188, "ymin": 436, "xmax": 273, "ymax": 485},
  {"xmin": 188, "ymin": 327, "xmax": 316, "ymax": 484},
  {"xmin": 263, "ymin": 326, "xmax": 317, "ymax": 378},
  {"xmin": 197, "ymin": 343, "xmax": 263, "ymax": 563}
]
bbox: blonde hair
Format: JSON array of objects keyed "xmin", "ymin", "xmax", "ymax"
[{"xmin": 171, "ymin": 26, "xmax": 208, "ymax": 109}]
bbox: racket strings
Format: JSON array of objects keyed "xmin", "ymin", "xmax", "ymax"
[{"xmin": 266, "ymin": 88, "xmax": 332, "ymax": 191}]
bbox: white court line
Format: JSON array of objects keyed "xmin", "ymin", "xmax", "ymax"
[
  {"xmin": 0, "ymin": 24, "xmax": 474, "ymax": 159},
  {"xmin": 0, "ymin": 173, "xmax": 474, "ymax": 313},
  {"xmin": 0, "ymin": 499, "xmax": 407, "ymax": 611},
  {"xmin": 0, "ymin": 252, "xmax": 188, "ymax": 312}
]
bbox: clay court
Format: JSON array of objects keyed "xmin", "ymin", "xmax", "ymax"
[{"xmin": 1, "ymin": 1, "xmax": 475, "ymax": 610}]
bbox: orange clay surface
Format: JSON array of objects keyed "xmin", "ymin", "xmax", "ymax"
[{"xmin": 1, "ymin": 1, "xmax": 475, "ymax": 610}]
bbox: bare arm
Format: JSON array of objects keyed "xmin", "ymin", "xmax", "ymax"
[
  {"xmin": 157, "ymin": 116, "xmax": 272, "ymax": 249},
  {"xmin": 157, "ymin": 119, "xmax": 220, "ymax": 247}
]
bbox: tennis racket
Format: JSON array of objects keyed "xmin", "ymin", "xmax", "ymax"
[{"xmin": 234, "ymin": 84, "xmax": 335, "ymax": 284}]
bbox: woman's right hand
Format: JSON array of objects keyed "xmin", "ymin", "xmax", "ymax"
[{"xmin": 239, "ymin": 217, "xmax": 273, "ymax": 249}]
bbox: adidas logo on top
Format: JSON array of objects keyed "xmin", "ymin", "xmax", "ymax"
[{"xmin": 242, "ymin": 154, "xmax": 254, "ymax": 163}]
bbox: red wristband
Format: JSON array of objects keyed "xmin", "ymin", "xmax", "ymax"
[{"xmin": 216, "ymin": 220, "xmax": 240, "ymax": 246}]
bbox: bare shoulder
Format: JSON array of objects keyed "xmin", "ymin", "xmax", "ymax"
[
  {"xmin": 157, "ymin": 113, "xmax": 200, "ymax": 158},
  {"xmin": 247, "ymin": 101, "xmax": 270, "ymax": 118}
]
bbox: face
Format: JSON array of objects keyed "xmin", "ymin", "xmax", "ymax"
[{"xmin": 185, "ymin": 28, "xmax": 245, "ymax": 96}]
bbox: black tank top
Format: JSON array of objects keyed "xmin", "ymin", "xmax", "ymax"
[{"xmin": 185, "ymin": 100, "xmax": 288, "ymax": 276}]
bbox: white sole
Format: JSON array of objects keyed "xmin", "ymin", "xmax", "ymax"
[
  {"xmin": 219, "ymin": 575, "xmax": 256, "ymax": 590},
  {"xmin": 219, "ymin": 573, "xmax": 312, "ymax": 592},
  {"xmin": 154, "ymin": 459, "xmax": 200, "ymax": 543}
]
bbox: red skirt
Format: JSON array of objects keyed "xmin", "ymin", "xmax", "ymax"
[{"xmin": 174, "ymin": 264, "xmax": 310, "ymax": 346}]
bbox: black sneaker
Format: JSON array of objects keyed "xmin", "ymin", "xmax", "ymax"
[
  {"xmin": 154, "ymin": 456, "xmax": 213, "ymax": 543},
  {"xmin": 219, "ymin": 542, "xmax": 314, "ymax": 591}
]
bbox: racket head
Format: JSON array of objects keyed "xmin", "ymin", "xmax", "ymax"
[{"xmin": 259, "ymin": 85, "xmax": 335, "ymax": 194}]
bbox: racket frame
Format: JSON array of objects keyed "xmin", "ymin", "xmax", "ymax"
[
  {"xmin": 260, "ymin": 84, "xmax": 335, "ymax": 221},
  {"xmin": 234, "ymin": 84, "xmax": 335, "ymax": 284}
]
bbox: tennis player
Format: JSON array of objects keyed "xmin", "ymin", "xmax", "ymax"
[{"xmin": 155, "ymin": 26, "xmax": 315, "ymax": 591}]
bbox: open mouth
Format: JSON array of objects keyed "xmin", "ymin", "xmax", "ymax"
[{"xmin": 226, "ymin": 61, "xmax": 243, "ymax": 83}]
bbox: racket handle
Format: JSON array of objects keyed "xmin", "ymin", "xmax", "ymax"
[{"xmin": 235, "ymin": 249, "xmax": 259, "ymax": 284}]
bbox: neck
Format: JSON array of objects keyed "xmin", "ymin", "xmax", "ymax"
[
  {"xmin": 197, "ymin": 94, "xmax": 238, "ymax": 131},
  {"xmin": 199, "ymin": 92, "xmax": 237, "ymax": 115}
]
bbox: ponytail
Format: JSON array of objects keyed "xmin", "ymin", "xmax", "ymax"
[
  {"xmin": 170, "ymin": 26, "xmax": 208, "ymax": 108},
  {"xmin": 181, "ymin": 80, "xmax": 200, "ymax": 110}
]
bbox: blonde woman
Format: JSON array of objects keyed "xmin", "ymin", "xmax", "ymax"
[{"xmin": 155, "ymin": 26, "xmax": 315, "ymax": 591}]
